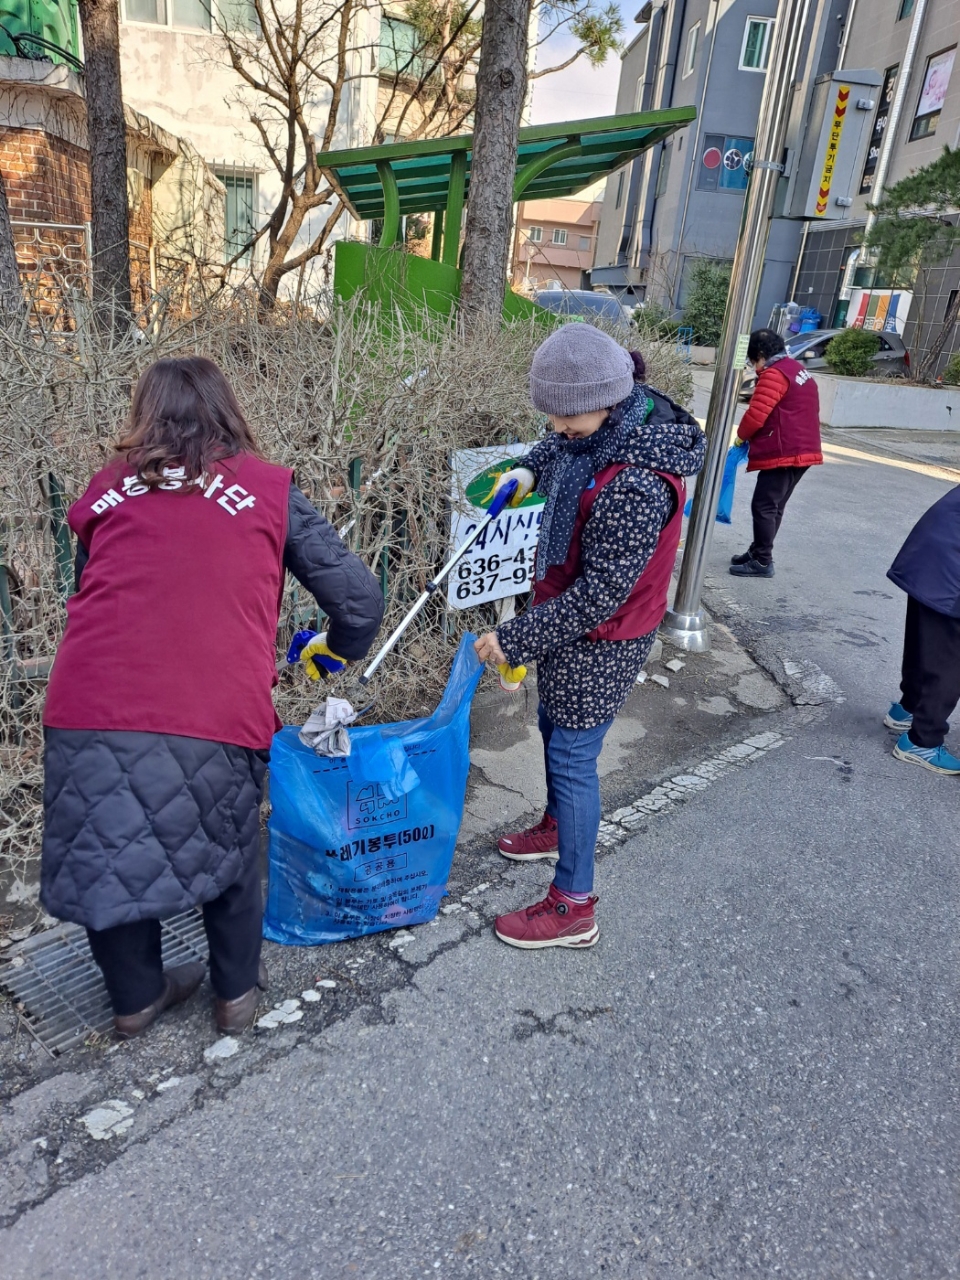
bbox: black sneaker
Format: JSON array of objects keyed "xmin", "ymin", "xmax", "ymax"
[
  {"xmin": 729, "ymin": 557, "xmax": 774, "ymax": 578},
  {"xmin": 730, "ymin": 551, "xmax": 754, "ymax": 565}
]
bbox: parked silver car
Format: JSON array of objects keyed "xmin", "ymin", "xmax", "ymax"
[
  {"xmin": 532, "ymin": 289, "xmax": 632, "ymax": 328},
  {"xmin": 740, "ymin": 328, "xmax": 911, "ymax": 398}
]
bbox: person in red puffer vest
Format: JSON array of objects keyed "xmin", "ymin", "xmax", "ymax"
[{"xmin": 730, "ymin": 328, "xmax": 823, "ymax": 578}]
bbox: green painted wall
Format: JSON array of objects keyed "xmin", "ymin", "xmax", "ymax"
[
  {"xmin": 0, "ymin": 0, "xmax": 80, "ymax": 65},
  {"xmin": 333, "ymin": 241, "xmax": 552, "ymax": 330}
]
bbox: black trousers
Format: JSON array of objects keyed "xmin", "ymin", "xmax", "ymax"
[
  {"xmin": 749, "ymin": 466, "xmax": 809, "ymax": 565},
  {"xmin": 86, "ymin": 850, "xmax": 263, "ymax": 1017},
  {"xmin": 899, "ymin": 595, "xmax": 960, "ymax": 749}
]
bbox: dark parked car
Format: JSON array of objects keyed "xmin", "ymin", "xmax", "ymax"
[
  {"xmin": 740, "ymin": 328, "xmax": 911, "ymax": 398},
  {"xmin": 533, "ymin": 289, "xmax": 631, "ymax": 327}
]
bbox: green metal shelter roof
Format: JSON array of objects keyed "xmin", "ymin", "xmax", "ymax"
[{"xmin": 316, "ymin": 107, "xmax": 697, "ymax": 222}]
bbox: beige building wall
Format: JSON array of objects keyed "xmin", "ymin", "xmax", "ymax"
[
  {"xmin": 116, "ymin": 1, "xmax": 380, "ymax": 281},
  {"xmin": 512, "ymin": 196, "xmax": 603, "ymax": 292}
]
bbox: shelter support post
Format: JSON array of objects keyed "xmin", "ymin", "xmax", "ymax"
[
  {"xmin": 377, "ymin": 161, "xmax": 401, "ymax": 247},
  {"xmin": 441, "ymin": 151, "xmax": 467, "ymax": 268}
]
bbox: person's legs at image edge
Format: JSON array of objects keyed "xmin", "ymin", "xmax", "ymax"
[
  {"xmin": 893, "ymin": 599, "xmax": 960, "ymax": 774},
  {"xmin": 495, "ymin": 711, "xmax": 609, "ymax": 949},
  {"xmin": 886, "ymin": 596, "xmax": 922, "ymax": 731},
  {"xmin": 497, "ymin": 704, "xmax": 560, "ymax": 862}
]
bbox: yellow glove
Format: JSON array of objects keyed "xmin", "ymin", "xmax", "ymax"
[
  {"xmin": 497, "ymin": 662, "xmax": 527, "ymax": 692},
  {"xmin": 733, "ymin": 436, "xmax": 745, "ymax": 449},
  {"xmin": 484, "ymin": 467, "xmax": 535, "ymax": 509},
  {"xmin": 300, "ymin": 634, "xmax": 348, "ymax": 681}
]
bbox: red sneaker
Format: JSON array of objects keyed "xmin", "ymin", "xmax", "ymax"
[
  {"xmin": 498, "ymin": 812, "xmax": 559, "ymax": 862},
  {"xmin": 495, "ymin": 885, "xmax": 599, "ymax": 950}
]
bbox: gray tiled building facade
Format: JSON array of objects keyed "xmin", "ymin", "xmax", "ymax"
[
  {"xmin": 592, "ymin": 0, "xmax": 847, "ymax": 324},
  {"xmin": 593, "ymin": 0, "xmax": 960, "ymax": 373},
  {"xmin": 794, "ymin": 0, "xmax": 960, "ymax": 373}
]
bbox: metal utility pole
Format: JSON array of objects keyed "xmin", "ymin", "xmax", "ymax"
[{"xmin": 660, "ymin": 0, "xmax": 811, "ymax": 652}]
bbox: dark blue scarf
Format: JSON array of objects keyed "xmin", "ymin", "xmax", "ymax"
[{"xmin": 535, "ymin": 386, "xmax": 653, "ymax": 581}]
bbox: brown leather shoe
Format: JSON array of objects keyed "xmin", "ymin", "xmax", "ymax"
[
  {"xmin": 114, "ymin": 961, "xmax": 206, "ymax": 1041},
  {"xmin": 214, "ymin": 960, "xmax": 269, "ymax": 1035}
]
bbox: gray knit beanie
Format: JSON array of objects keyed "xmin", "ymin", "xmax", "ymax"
[{"xmin": 529, "ymin": 323, "xmax": 635, "ymax": 416}]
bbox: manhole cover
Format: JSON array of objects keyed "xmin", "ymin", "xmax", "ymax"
[{"xmin": 1, "ymin": 911, "xmax": 208, "ymax": 1054}]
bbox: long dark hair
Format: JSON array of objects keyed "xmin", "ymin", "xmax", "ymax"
[{"xmin": 117, "ymin": 356, "xmax": 261, "ymax": 488}]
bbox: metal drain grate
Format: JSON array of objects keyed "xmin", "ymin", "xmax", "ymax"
[{"xmin": 1, "ymin": 911, "xmax": 209, "ymax": 1055}]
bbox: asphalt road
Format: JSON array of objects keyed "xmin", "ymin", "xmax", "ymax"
[{"xmin": 3, "ymin": 441, "xmax": 959, "ymax": 1278}]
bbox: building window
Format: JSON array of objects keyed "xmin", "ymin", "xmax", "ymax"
[
  {"xmin": 125, "ymin": 0, "xmax": 219, "ymax": 29},
  {"xmin": 219, "ymin": 0, "xmax": 259, "ymax": 32},
  {"xmin": 682, "ymin": 22, "xmax": 700, "ymax": 78},
  {"xmin": 578, "ymin": 235, "xmax": 591, "ymax": 250},
  {"xmin": 552, "ymin": 228, "xmax": 568, "ymax": 246},
  {"xmin": 897, "ymin": 0, "xmax": 915, "ymax": 18},
  {"xmin": 910, "ymin": 47, "xmax": 955, "ymax": 141},
  {"xmin": 655, "ymin": 141, "xmax": 671, "ymax": 197},
  {"xmin": 216, "ymin": 169, "xmax": 257, "ymax": 265},
  {"xmin": 739, "ymin": 17, "xmax": 774, "ymax": 71},
  {"xmin": 527, "ymin": 225, "xmax": 542, "ymax": 243},
  {"xmin": 615, "ymin": 171, "xmax": 625, "ymax": 208},
  {"xmin": 696, "ymin": 134, "xmax": 755, "ymax": 192},
  {"xmin": 379, "ymin": 17, "xmax": 427, "ymax": 78}
]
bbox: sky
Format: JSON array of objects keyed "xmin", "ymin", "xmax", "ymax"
[{"xmin": 529, "ymin": 2, "xmax": 639, "ymax": 125}]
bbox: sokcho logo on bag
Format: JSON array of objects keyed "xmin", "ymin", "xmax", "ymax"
[{"xmin": 347, "ymin": 782, "xmax": 408, "ymax": 830}]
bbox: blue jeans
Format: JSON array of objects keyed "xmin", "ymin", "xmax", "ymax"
[{"xmin": 539, "ymin": 704, "xmax": 613, "ymax": 895}]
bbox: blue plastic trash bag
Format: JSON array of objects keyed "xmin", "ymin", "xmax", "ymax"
[
  {"xmin": 263, "ymin": 635, "xmax": 484, "ymax": 945},
  {"xmin": 684, "ymin": 442, "xmax": 749, "ymax": 525}
]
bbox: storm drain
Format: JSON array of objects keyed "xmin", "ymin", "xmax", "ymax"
[{"xmin": 1, "ymin": 911, "xmax": 209, "ymax": 1055}]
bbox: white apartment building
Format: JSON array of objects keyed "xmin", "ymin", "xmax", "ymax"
[{"xmin": 116, "ymin": 0, "xmax": 380, "ymax": 280}]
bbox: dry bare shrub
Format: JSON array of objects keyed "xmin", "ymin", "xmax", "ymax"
[{"xmin": 0, "ymin": 296, "xmax": 692, "ymax": 894}]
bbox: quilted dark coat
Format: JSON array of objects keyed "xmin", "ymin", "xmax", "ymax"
[{"xmin": 41, "ymin": 483, "xmax": 384, "ymax": 931}]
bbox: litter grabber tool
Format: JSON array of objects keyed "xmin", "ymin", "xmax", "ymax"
[{"xmin": 359, "ymin": 478, "xmax": 527, "ymax": 689}]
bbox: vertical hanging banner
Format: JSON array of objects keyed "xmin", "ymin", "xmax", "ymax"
[
  {"xmin": 814, "ymin": 84, "xmax": 851, "ymax": 216},
  {"xmin": 448, "ymin": 444, "xmax": 545, "ymax": 608}
]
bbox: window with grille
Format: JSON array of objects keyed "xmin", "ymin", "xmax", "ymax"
[
  {"xmin": 551, "ymin": 228, "xmax": 567, "ymax": 246},
  {"xmin": 739, "ymin": 17, "xmax": 773, "ymax": 71},
  {"xmin": 215, "ymin": 170, "xmax": 257, "ymax": 265}
]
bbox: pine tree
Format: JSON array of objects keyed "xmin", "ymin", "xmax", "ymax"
[{"xmin": 864, "ymin": 146, "xmax": 960, "ymax": 382}]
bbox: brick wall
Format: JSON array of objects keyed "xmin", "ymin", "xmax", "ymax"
[{"xmin": 0, "ymin": 126, "xmax": 91, "ymax": 227}]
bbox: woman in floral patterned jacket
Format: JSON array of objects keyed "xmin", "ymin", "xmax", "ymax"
[{"xmin": 475, "ymin": 324, "xmax": 705, "ymax": 952}]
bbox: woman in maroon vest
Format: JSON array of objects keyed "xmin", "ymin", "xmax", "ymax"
[
  {"xmin": 730, "ymin": 328, "xmax": 823, "ymax": 578},
  {"xmin": 474, "ymin": 324, "xmax": 706, "ymax": 951},
  {"xmin": 42, "ymin": 357, "xmax": 384, "ymax": 1039}
]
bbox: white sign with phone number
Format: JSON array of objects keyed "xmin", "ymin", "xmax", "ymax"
[{"xmin": 448, "ymin": 443, "xmax": 545, "ymax": 609}]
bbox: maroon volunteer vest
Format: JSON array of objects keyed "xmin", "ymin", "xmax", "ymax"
[
  {"xmin": 44, "ymin": 454, "xmax": 292, "ymax": 750},
  {"xmin": 748, "ymin": 355, "xmax": 822, "ymax": 469},
  {"xmin": 533, "ymin": 464, "xmax": 685, "ymax": 642}
]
